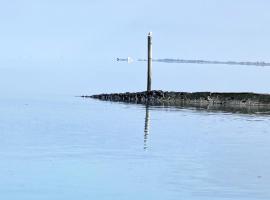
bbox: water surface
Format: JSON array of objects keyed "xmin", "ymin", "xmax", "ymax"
[{"xmin": 1, "ymin": 95, "xmax": 270, "ymax": 199}]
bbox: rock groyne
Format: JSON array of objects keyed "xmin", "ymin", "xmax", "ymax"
[{"xmin": 83, "ymin": 90, "xmax": 270, "ymax": 107}]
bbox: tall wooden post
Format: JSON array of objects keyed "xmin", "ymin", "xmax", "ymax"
[{"xmin": 147, "ymin": 32, "xmax": 152, "ymax": 92}]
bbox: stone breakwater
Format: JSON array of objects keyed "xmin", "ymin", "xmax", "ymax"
[{"xmin": 82, "ymin": 90, "xmax": 270, "ymax": 107}]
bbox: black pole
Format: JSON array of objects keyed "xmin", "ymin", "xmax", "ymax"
[{"xmin": 147, "ymin": 32, "xmax": 152, "ymax": 92}]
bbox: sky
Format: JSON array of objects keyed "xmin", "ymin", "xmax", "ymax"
[{"xmin": 1, "ymin": 0, "xmax": 270, "ymax": 97}]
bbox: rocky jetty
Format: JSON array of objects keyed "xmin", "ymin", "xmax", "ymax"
[{"xmin": 82, "ymin": 90, "xmax": 270, "ymax": 107}]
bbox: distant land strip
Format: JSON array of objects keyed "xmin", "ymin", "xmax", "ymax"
[{"xmin": 137, "ymin": 58, "xmax": 270, "ymax": 67}]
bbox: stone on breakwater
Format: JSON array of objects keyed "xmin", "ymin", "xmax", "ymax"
[{"xmin": 82, "ymin": 90, "xmax": 270, "ymax": 107}]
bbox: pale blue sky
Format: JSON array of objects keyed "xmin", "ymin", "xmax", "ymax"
[{"xmin": 1, "ymin": 0, "xmax": 270, "ymax": 96}]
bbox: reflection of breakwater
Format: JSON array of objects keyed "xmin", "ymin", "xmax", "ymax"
[{"xmin": 137, "ymin": 58, "xmax": 270, "ymax": 67}]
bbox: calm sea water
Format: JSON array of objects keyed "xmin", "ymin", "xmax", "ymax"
[
  {"xmin": 2, "ymin": 1, "xmax": 270, "ymax": 199},
  {"xmin": 1, "ymin": 95, "xmax": 270, "ymax": 200}
]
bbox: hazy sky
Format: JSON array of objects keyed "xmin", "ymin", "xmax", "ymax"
[{"xmin": 1, "ymin": 0, "xmax": 270, "ymax": 96}]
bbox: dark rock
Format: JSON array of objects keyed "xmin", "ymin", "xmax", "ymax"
[{"xmin": 88, "ymin": 90, "xmax": 270, "ymax": 107}]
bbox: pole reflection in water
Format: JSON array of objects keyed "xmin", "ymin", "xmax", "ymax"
[{"xmin": 144, "ymin": 105, "xmax": 150, "ymax": 150}]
